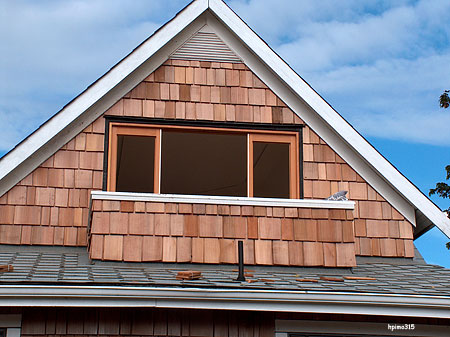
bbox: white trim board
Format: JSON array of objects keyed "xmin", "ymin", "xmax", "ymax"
[
  {"xmin": 1, "ymin": 285, "xmax": 450, "ymax": 319},
  {"xmin": 0, "ymin": 0, "xmax": 448, "ymax": 238},
  {"xmin": 91, "ymin": 191, "xmax": 355, "ymax": 209}
]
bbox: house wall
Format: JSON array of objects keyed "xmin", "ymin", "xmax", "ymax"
[
  {"xmin": 0, "ymin": 59, "xmax": 414, "ymax": 259},
  {"xmin": 15, "ymin": 308, "xmax": 450, "ymax": 337},
  {"xmin": 19, "ymin": 308, "xmax": 274, "ymax": 337}
]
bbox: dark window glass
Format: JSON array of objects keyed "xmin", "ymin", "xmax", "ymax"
[
  {"xmin": 116, "ymin": 135, "xmax": 155, "ymax": 193},
  {"xmin": 161, "ymin": 130, "xmax": 247, "ymax": 196},
  {"xmin": 253, "ymin": 142, "xmax": 290, "ymax": 198}
]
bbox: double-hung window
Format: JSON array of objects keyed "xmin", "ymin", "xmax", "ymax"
[{"xmin": 107, "ymin": 123, "xmax": 300, "ymax": 199}]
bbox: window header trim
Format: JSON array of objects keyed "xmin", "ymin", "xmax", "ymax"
[{"xmin": 104, "ymin": 115, "xmax": 303, "ymax": 132}]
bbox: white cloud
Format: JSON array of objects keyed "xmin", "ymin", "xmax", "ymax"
[
  {"xmin": 227, "ymin": 0, "xmax": 418, "ymax": 48},
  {"xmin": 0, "ymin": 0, "xmax": 189, "ymax": 152},
  {"xmin": 275, "ymin": 0, "xmax": 450, "ymax": 72},
  {"xmin": 0, "ymin": 0, "xmax": 450, "ymax": 152},
  {"xmin": 228, "ymin": 0, "xmax": 450, "ymax": 146},
  {"xmin": 355, "ymin": 111, "xmax": 450, "ymax": 145},
  {"xmin": 303, "ymin": 52, "xmax": 450, "ymax": 145}
]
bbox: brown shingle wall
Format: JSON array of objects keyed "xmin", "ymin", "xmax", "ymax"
[
  {"xmin": 105, "ymin": 59, "xmax": 303, "ymax": 124},
  {"xmin": 303, "ymin": 126, "xmax": 414, "ymax": 257},
  {"xmin": 0, "ymin": 59, "xmax": 413, "ymax": 258},
  {"xmin": 0, "ymin": 60, "xmax": 301, "ymax": 247},
  {"xmin": 89, "ymin": 200, "xmax": 356, "ymax": 267},
  {"xmin": 0, "ymin": 118, "xmax": 105, "ymax": 246}
]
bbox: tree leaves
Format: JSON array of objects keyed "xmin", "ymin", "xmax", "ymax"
[
  {"xmin": 434, "ymin": 93, "xmax": 450, "ymax": 247},
  {"xmin": 440, "ymin": 90, "xmax": 450, "ymax": 109}
]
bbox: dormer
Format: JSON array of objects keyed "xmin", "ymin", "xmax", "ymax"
[{"xmin": 1, "ymin": 0, "xmax": 448, "ymax": 270}]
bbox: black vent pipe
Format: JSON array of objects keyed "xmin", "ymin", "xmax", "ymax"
[{"xmin": 236, "ymin": 240, "xmax": 246, "ymax": 282}]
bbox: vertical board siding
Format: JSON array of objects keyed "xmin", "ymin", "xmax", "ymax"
[
  {"xmin": 0, "ymin": 59, "xmax": 414, "ymax": 259},
  {"xmin": 21, "ymin": 308, "xmax": 274, "ymax": 337}
]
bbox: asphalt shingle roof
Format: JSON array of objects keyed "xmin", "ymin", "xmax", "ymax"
[{"xmin": 1, "ymin": 246, "xmax": 449, "ymax": 296}]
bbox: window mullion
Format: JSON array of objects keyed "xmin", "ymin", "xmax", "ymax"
[
  {"xmin": 155, "ymin": 128, "xmax": 162, "ymax": 194},
  {"xmin": 247, "ymin": 133, "xmax": 253, "ymax": 197}
]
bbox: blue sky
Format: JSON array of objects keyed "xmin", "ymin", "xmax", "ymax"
[{"xmin": 1, "ymin": 0, "xmax": 449, "ymax": 267}]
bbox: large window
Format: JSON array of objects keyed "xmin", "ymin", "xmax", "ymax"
[{"xmin": 107, "ymin": 123, "xmax": 300, "ymax": 199}]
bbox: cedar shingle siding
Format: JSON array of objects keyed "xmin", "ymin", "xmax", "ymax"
[{"xmin": 0, "ymin": 60, "xmax": 414, "ymax": 262}]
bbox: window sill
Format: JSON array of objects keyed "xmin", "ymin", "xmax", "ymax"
[{"xmin": 91, "ymin": 191, "xmax": 355, "ymax": 209}]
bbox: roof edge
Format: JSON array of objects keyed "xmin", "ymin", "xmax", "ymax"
[
  {"xmin": 2, "ymin": 285, "xmax": 450, "ymax": 319},
  {"xmin": 207, "ymin": 0, "xmax": 450, "ymax": 238}
]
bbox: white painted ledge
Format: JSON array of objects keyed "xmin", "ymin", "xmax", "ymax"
[{"xmin": 91, "ymin": 191, "xmax": 355, "ymax": 209}]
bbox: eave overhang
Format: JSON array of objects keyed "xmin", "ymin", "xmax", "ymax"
[{"xmin": 1, "ymin": 285, "xmax": 449, "ymax": 319}]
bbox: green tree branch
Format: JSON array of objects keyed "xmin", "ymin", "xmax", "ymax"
[
  {"xmin": 440, "ymin": 90, "xmax": 449, "ymax": 108},
  {"xmin": 431, "ymin": 90, "xmax": 450, "ymax": 248}
]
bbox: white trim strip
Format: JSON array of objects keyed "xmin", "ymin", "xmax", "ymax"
[
  {"xmin": 1, "ymin": 285, "xmax": 449, "ymax": 319},
  {"xmin": 91, "ymin": 190, "xmax": 355, "ymax": 209}
]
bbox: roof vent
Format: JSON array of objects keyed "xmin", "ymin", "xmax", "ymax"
[{"xmin": 170, "ymin": 27, "xmax": 242, "ymax": 63}]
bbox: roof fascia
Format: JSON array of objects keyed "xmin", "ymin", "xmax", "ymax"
[
  {"xmin": 208, "ymin": 0, "xmax": 450, "ymax": 237},
  {"xmin": 2, "ymin": 285, "xmax": 450, "ymax": 319},
  {"xmin": 0, "ymin": 0, "xmax": 208, "ymax": 196}
]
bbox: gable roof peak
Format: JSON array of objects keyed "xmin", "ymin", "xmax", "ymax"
[{"xmin": 0, "ymin": 0, "xmax": 449, "ymax": 239}]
